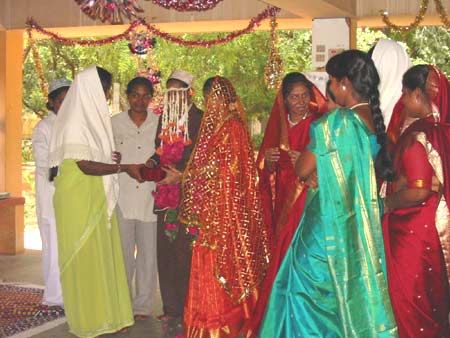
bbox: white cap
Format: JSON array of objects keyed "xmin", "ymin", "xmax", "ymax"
[
  {"xmin": 167, "ymin": 70, "xmax": 194, "ymax": 87},
  {"xmin": 49, "ymin": 78, "xmax": 72, "ymax": 95}
]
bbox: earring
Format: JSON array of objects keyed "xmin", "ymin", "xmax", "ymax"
[{"xmin": 342, "ymin": 85, "xmax": 346, "ymax": 91}]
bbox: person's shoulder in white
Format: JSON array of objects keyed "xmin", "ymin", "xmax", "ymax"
[{"xmin": 32, "ymin": 112, "xmax": 56, "ymax": 138}]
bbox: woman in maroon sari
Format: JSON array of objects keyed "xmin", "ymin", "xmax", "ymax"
[
  {"xmin": 383, "ymin": 65, "xmax": 450, "ymax": 338},
  {"xmin": 245, "ymin": 72, "xmax": 327, "ymax": 337}
]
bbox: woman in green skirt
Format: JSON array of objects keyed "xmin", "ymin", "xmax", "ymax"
[{"xmin": 49, "ymin": 66, "xmax": 143, "ymax": 338}]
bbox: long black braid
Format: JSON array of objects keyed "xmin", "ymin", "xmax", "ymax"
[{"xmin": 326, "ymin": 50, "xmax": 396, "ymax": 182}]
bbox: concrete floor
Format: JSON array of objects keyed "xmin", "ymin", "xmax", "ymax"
[{"xmin": 0, "ymin": 250, "xmax": 171, "ymax": 338}]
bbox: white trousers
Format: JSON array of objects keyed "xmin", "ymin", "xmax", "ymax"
[
  {"xmin": 38, "ymin": 215, "xmax": 63, "ymax": 306},
  {"xmin": 117, "ymin": 208, "xmax": 158, "ymax": 315}
]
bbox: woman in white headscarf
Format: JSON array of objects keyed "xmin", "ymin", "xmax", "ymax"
[
  {"xmin": 370, "ymin": 39, "xmax": 412, "ymax": 146},
  {"xmin": 49, "ymin": 66, "xmax": 143, "ymax": 338}
]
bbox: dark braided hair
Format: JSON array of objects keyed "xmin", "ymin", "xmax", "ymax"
[{"xmin": 326, "ymin": 50, "xmax": 395, "ymax": 182}]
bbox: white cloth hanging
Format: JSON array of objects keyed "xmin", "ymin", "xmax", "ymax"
[
  {"xmin": 48, "ymin": 66, "xmax": 118, "ymax": 218},
  {"xmin": 371, "ymin": 39, "xmax": 412, "ymax": 127}
]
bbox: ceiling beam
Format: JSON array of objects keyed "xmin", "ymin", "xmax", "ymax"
[{"xmin": 263, "ymin": 0, "xmax": 356, "ymax": 18}]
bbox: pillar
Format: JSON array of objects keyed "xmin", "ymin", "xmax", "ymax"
[{"xmin": 0, "ymin": 29, "xmax": 25, "ymax": 254}]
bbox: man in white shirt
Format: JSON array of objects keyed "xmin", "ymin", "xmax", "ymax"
[
  {"xmin": 112, "ymin": 77, "xmax": 159, "ymax": 320},
  {"xmin": 32, "ymin": 78, "xmax": 71, "ymax": 306}
]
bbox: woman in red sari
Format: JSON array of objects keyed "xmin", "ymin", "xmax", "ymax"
[
  {"xmin": 383, "ymin": 64, "xmax": 450, "ymax": 338},
  {"xmin": 245, "ymin": 73, "xmax": 327, "ymax": 337},
  {"xmin": 179, "ymin": 76, "xmax": 270, "ymax": 338}
]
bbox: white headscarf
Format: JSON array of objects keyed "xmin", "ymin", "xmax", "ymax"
[
  {"xmin": 371, "ymin": 39, "xmax": 412, "ymax": 127},
  {"xmin": 49, "ymin": 65, "xmax": 118, "ymax": 219}
]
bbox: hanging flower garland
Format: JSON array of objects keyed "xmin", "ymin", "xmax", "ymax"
[
  {"xmin": 26, "ymin": 6, "xmax": 280, "ymax": 48},
  {"xmin": 380, "ymin": 0, "xmax": 450, "ymax": 32},
  {"xmin": 147, "ymin": 0, "xmax": 224, "ymax": 11},
  {"xmin": 75, "ymin": 0, "xmax": 144, "ymax": 24},
  {"xmin": 128, "ymin": 30, "xmax": 156, "ymax": 54},
  {"xmin": 264, "ymin": 13, "xmax": 283, "ymax": 89},
  {"xmin": 136, "ymin": 50, "xmax": 164, "ymax": 115},
  {"xmin": 26, "ymin": 28, "xmax": 48, "ymax": 99}
]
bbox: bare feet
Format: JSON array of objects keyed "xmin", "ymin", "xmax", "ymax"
[
  {"xmin": 156, "ymin": 314, "xmax": 175, "ymax": 322},
  {"xmin": 116, "ymin": 326, "xmax": 130, "ymax": 333}
]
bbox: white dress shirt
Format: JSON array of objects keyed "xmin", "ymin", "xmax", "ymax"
[{"xmin": 112, "ymin": 110, "xmax": 159, "ymax": 222}]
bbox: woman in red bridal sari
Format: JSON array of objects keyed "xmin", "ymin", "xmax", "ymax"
[
  {"xmin": 383, "ymin": 64, "xmax": 450, "ymax": 338},
  {"xmin": 245, "ymin": 72, "xmax": 327, "ymax": 337},
  {"xmin": 179, "ymin": 76, "xmax": 270, "ymax": 338}
]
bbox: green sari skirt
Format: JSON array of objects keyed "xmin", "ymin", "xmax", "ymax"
[{"xmin": 54, "ymin": 160, "xmax": 133, "ymax": 338}]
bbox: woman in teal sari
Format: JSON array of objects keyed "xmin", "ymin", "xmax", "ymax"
[{"xmin": 259, "ymin": 50, "xmax": 398, "ymax": 337}]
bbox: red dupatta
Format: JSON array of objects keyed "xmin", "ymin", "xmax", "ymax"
[
  {"xmin": 256, "ymin": 82, "xmax": 327, "ymax": 239},
  {"xmin": 387, "ymin": 65, "xmax": 449, "ymax": 147},
  {"xmin": 393, "ymin": 65, "xmax": 450, "ymax": 286}
]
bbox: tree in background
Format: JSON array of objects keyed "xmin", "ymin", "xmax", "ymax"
[{"xmin": 23, "ymin": 26, "xmax": 449, "ymax": 140}]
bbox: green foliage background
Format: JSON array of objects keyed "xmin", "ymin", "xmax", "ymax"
[
  {"xmin": 23, "ymin": 26, "xmax": 450, "ymax": 144},
  {"xmin": 21, "ymin": 26, "xmax": 450, "ymax": 230}
]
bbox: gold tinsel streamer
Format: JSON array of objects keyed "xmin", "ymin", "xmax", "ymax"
[
  {"xmin": 434, "ymin": 0, "xmax": 450, "ymax": 28},
  {"xmin": 380, "ymin": 0, "xmax": 450, "ymax": 32},
  {"xmin": 264, "ymin": 14, "xmax": 283, "ymax": 89},
  {"xmin": 26, "ymin": 29, "xmax": 48, "ymax": 98}
]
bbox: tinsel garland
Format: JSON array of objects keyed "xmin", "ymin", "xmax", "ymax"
[
  {"xmin": 147, "ymin": 0, "xmax": 223, "ymax": 11},
  {"xmin": 26, "ymin": 6, "xmax": 280, "ymax": 47},
  {"xmin": 26, "ymin": 18, "xmax": 140, "ymax": 46},
  {"xmin": 264, "ymin": 14, "xmax": 283, "ymax": 89},
  {"xmin": 380, "ymin": 0, "xmax": 450, "ymax": 32},
  {"xmin": 75, "ymin": 0, "xmax": 144, "ymax": 24},
  {"xmin": 26, "ymin": 29, "xmax": 48, "ymax": 98},
  {"xmin": 434, "ymin": 0, "xmax": 450, "ymax": 28}
]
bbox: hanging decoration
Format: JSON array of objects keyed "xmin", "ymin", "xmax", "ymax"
[
  {"xmin": 147, "ymin": 0, "xmax": 224, "ymax": 12},
  {"xmin": 380, "ymin": 0, "xmax": 450, "ymax": 32},
  {"xmin": 26, "ymin": 29, "xmax": 48, "ymax": 99},
  {"xmin": 136, "ymin": 49, "xmax": 164, "ymax": 115},
  {"xmin": 264, "ymin": 13, "xmax": 283, "ymax": 89},
  {"xmin": 128, "ymin": 30, "xmax": 156, "ymax": 54},
  {"xmin": 434, "ymin": 0, "xmax": 450, "ymax": 28},
  {"xmin": 26, "ymin": 18, "xmax": 140, "ymax": 46},
  {"xmin": 26, "ymin": 6, "xmax": 280, "ymax": 48},
  {"xmin": 75, "ymin": 0, "xmax": 144, "ymax": 24}
]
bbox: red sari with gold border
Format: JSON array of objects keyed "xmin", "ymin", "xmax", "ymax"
[{"xmin": 383, "ymin": 91, "xmax": 450, "ymax": 337}]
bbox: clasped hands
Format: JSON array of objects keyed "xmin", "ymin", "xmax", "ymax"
[{"xmin": 112, "ymin": 151, "xmax": 182, "ymax": 185}]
